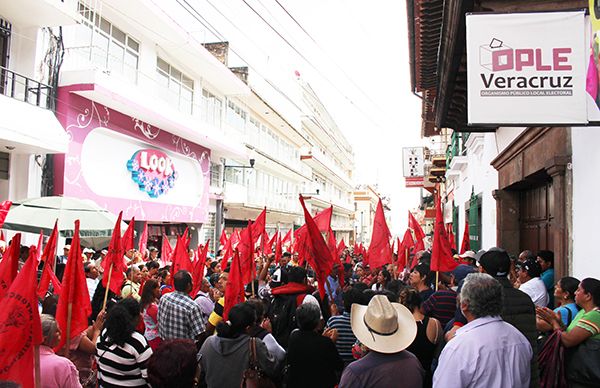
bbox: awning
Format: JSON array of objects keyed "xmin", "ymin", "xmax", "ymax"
[{"xmin": 0, "ymin": 94, "xmax": 69, "ymax": 154}]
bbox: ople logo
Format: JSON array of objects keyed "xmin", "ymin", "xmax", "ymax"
[
  {"xmin": 127, "ymin": 149, "xmax": 178, "ymax": 198},
  {"xmin": 477, "ymin": 38, "xmax": 574, "ymax": 97}
]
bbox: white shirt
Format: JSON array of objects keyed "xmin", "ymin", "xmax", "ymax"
[
  {"xmin": 434, "ymin": 316, "xmax": 532, "ymax": 388},
  {"xmin": 86, "ymin": 277, "xmax": 99, "ymax": 301},
  {"xmin": 519, "ymin": 277, "xmax": 549, "ymax": 307}
]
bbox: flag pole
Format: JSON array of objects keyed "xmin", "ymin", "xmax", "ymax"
[
  {"xmin": 102, "ymin": 263, "xmax": 114, "ymax": 310},
  {"xmin": 34, "ymin": 345, "xmax": 41, "ymax": 388},
  {"xmin": 435, "ymin": 271, "xmax": 439, "ymax": 292},
  {"xmin": 65, "ymin": 302, "xmax": 73, "ymax": 357}
]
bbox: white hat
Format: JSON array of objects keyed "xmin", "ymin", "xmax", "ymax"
[
  {"xmin": 83, "ymin": 248, "xmax": 95, "ymax": 254},
  {"xmin": 63, "ymin": 244, "xmax": 71, "ymax": 250},
  {"xmin": 459, "ymin": 250, "xmax": 476, "ymax": 259},
  {"xmin": 350, "ymin": 295, "xmax": 417, "ymax": 354}
]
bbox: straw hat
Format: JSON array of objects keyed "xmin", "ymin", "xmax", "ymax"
[{"xmin": 350, "ymin": 295, "xmax": 417, "ymax": 354}]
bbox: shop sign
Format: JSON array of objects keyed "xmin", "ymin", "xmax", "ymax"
[
  {"xmin": 466, "ymin": 11, "xmax": 587, "ymax": 125},
  {"xmin": 405, "ymin": 176, "xmax": 424, "ymax": 188},
  {"xmin": 127, "ymin": 149, "xmax": 178, "ymax": 198},
  {"xmin": 403, "ymin": 147, "xmax": 425, "ymax": 177}
]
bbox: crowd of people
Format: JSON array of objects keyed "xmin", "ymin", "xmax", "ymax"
[{"xmin": 4, "ymin": 238, "xmax": 600, "ymax": 388}]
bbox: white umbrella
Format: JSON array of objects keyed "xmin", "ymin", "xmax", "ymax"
[{"xmin": 3, "ymin": 196, "xmax": 129, "ymax": 239}]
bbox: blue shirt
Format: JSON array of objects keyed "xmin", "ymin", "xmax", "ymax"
[
  {"xmin": 554, "ymin": 302, "xmax": 579, "ymax": 326},
  {"xmin": 326, "ymin": 276, "xmax": 343, "ymax": 312},
  {"xmin": 540, "ymin": 268, "xmax": 554, "ymax": 291},
  {"xmin": 433, "ymin": 316, "xmax": 532, "ymax": 388}
]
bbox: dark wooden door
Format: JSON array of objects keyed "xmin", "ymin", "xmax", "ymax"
[{"xmin": 519, "ymin": 183, "xmax": 551, "ymax": 253}]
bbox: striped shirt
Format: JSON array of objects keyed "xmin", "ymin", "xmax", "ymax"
[
  {"xmin": 96, "ymin": 330, "xmax": 152, "ymax": 387},
  {"xmin": 326, "ymin": 312, "xmax": 356, "ymax": 363},
  {"xmin": 422, "ymin": 290, "xmax": 457, "ymax": 326}
]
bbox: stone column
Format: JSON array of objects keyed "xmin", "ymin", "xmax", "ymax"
[
  {"xmin": 545, "ymin": 156, "xmax": 570, "ymax": 279},
  {"xmin": 492, "ymin": 189, "xmax": 520, "ymax": 255}
]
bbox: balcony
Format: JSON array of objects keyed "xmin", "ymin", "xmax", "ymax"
[
  {"xmin": 300, "ymin": 147, "xmax": 353, "ymax": 189},
  {"xmin": 0, "ymin": 66, "xmax": 68, "ymax": 153},
  {"xmin": 0, "ymin": 0, "xmax": 79, "ymax": 28}
]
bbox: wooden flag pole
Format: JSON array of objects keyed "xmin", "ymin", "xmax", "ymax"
[
  {"xmin": 435, "ymin": 271, "xmax": 439, "ymax": 292},
  {"xmin": 34, "ymin": 345, "xmax": 41, "ymax": 388},
  {"xmin": 65, "ymin": 302, "xmax": 73, "ymax": 357},
  {"xmin": 102, "ymin": 263, "xmax": 114, "ymax": 310}
]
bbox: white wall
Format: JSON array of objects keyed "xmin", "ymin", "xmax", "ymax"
[{"xmin": 571, "ymin": 126, "xmax": 600, "ymax": 280}]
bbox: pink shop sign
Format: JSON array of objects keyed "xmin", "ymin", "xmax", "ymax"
[{"xmin": 57, "ymin": 92, "xmax": 210, "ymax": 223}]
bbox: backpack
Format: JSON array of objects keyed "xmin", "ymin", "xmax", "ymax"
[{"xmin": 268, "ymin": 293, "xmax": 306, "ymax": 349}]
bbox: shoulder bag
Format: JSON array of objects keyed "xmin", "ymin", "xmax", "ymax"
[{"xmin": 241, "ymin": 337, "xmax": 276, "ymax": 388}]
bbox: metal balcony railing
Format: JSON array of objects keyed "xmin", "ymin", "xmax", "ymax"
[
  {"xmin": 0, "ymin": 66, "xmax": 54, "ymax": 110},
  {"xmin": 446, "ymin": 131, "xmax": 470, "ymax": 166}
]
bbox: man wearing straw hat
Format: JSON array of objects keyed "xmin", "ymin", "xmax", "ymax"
[{"xmin": 339, "ymin": 294, "xmax": 424, "ymax": 387}]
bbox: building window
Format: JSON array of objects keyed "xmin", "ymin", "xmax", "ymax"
[
  {"xmin": 201, "ymin": 89, "xmax": 222, "ymax": 128},
  {"xmin": 156, "ymin": 57, "xmax": 194, "ymax": 115},
  {"xmin": 226, "ymin": 100, "xmax": 247, "ymax": 132},
  {"xmin": 78, "ymin": 3, "xmax": 139, "ymax": 83},
  {"xmin": 210, "ymin": 162, "xmax": 221, "ymax": 187}
]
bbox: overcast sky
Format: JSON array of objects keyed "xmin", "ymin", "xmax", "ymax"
[{"xmin": 163, "ymin": 0, "xmax": 425, "ymax": 234}]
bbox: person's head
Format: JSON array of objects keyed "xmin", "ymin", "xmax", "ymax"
[
  {"xmin": 139, "ymin": 265, "xmax": 149, "ymax": 281},
  {"xmin": 377, "ymin": 269, "xmax": 391, "ymax": 285},
  {"xmin": 296, "ymin": 302, "xmax": 321, "ymax": 332},
  {"xmin": 458, "ymin": 250, "xmax": 477, "ymax": 266},
  {"xmin": 41, "ymin": 314, "xmax": 60, "ymax": 347},
  {"xmin": 141, "ymin": 279, "xmax": 161, "ymax": 310},
  {"xmin": 100, "ymin": 249, "xmax": 108, "ymax": 259},
  {"xmin": 245, "ymin": 299, "xmax": 266, "ymax": 325},
  {"xmin": 216, "ymin": 272, "xmax": 228, "ymax": 292},
  {"xmin": 518, "ymin": 250, "xmax": 535, "ymax": 262},
  {"xmin": 158, "ymin": 269, "xmax": 171, "ymax": 285},
  {"xmin": 147, "ymin": 339, "xmax": 199, "ymax": 388},
  {"xmin": 576, "ymin": 278, "xmax": 600, "ymax": 308},
  {"xmin": 399, "ymin": 286, "xmax": 422, "ymax": 313},
  {"xmin": 104, "ymin": 298, "xmax": 141, "ymax": 346},
  {"xmin": 199, "ymin": 277, "xmax": 211, "ymax": 293},
  {"xmin": 209, "ymin": 261, "xmax": 222, "ymax": 275},
  {"xmin": 84, "ymin": 262, "xmax": 99, "ymax": 280},
  {"xmin": 355, "ymin": 263, "xmax": 365, "ymax": 278},
  {"xmin": 409, "ymin": 264, "xmax": 431, "ymax": 288},
  {"xmin": 516, "ymin": 259, "xmax": 542, "ymax": 283},
  {"xmin": 41, "ymin": 294, "xmax": 59, "ymax": 316},
  {"xmin": 287, "ymin": 266, "xmax": 307, "ymax": 284},
  {"xmin": 343, "ymin": 286, "xmax": 366, "ymax": 312},
  {"xmin": 173, "ymin": 270, "xmax": 193, "ymax": 293},
  {"xmin": 280, "ymin": 252, "xmax": 291, "ymax": 268},
  {"xmin": 63, "ymin": 245, "xmax": 70, "ymax": 255},
  {"xmin": 536, "ymin": 250, "xmax": 554, "ymax": 272},
  {"xmin": 385, "ymin": 279, "xmax": 405, "ymax": 298},
  {"xmin": 188, "ymin": 249, "xmax": 195, "ymax": 259},
  {"xmin": 149, "ymin": 247, "xmax": 159, "ymax": 260},
  {"xmin": 478, "ymin": 248, "xmax": 511, "ymax": 278},
  {"xmin": 460, "ymin": 273, "xmax": 502, "ymax": 320},
  {"xmin": 216, "ymin": 303, "xmax": 256, "ymax": 338},
  {"xmin": 555, "ymin": 276, "xmax": 579, "ymax": 302},
  {"xmin": 126, "ymin": 265, "xmax": 142, "ymax": 284},
  {"xmin": 125, "ymin": 248, "xmax": 135, "ymax": 259},
  {"xmin": 146, "ymin": 260, "xmax": 160, "ymax": 278}
]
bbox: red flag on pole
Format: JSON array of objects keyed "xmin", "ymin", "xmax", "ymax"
[
  {"xmin": 0, "ymin": 200, "xmax": 11, "ymax": 229},
  {"xmin": 55, "ymin": 220, "xmax": 92, "ymax": 352},
  {"xmin": 191, "ymin": 240, "xmax": 210, "ymax": 297},
  {"xmin": 398, "ymin": 229, "xmax": 415, "ymax": 269},
  {"xmin": 299, "ymin": 196, "xmax": 334, "ymax": 300},
  {"xmin": 460, "ymin": 220, "xmax": 470, "ymax": 254},
  {"xmin": 139, "ymin": 222, "xmax": 148, "ymax": 259},
  {"xmin": 220, "ymin": 236, "xmax": 233, "ymax": 269},
  {"xmin": 294, "ymin": 205, "xmax": 332, "ymax": 264},
  {"xmin": 251, "ymin": 208, "xmax": 266, "ymax": 245},
  {"xmin": 408, "ymin": 211, "xmax": 426, "ymax": 252},
  {"xmin": 0, "ymin": 246, "xmax": 43, "ymax": 388},
  {"xmin": 447, "ymin": 224, "xmax": 457, "ymax": 251},
  {"xmin": 274, "ymin": 232, "xmax": 282, "ymax": 264},
  {"xmin": 367, "ymin": 199, "xmax": 393, "ymax": 270},
  {"xmin": 161, "ymin": 234, "xmax": 173, "ymax": 266},
  {"xmin": 223, "ymin": 250, "xmax": 245, "ymax": 321},
  {"xmin": 171, "ymin": 234, "xmax": 193, "ymax": 277},
  {"xmin": 0, "ymin": 233, "xmax": 21, "ymax": 300},
  {"xmin": 337, "ymin": 239, "xmax": 346, "ymax": 257},
  {"xmin": 219, "ymin": 229, "xmax": 228, "ymax": 248},
  {"xmin": 262, "ymin": 230, "xmax": 273, "ymax": 255},
  {"xmin": 431, "ymin": 195, "xmax": 459, "ymax": 272},
  {"xmin": 237, "ymin": 223, "xmax": 255, "ymax": 285},
  {"xmin": 281, "ymin": 228, "xmax": 292, "ymax": 247},
  {"xmin": 38, "ymin": 222, "xmax": 59, "ymax": 298},
  {"xmin": 122, "ymin": 217, "xmax": 135, "ymax": 253},
  {"xmin": 102, "ymin": 212, "xmax": 126, "ymax": 295}
]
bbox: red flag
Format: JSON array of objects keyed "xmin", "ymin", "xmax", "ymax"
[
  {"xmin": 0, "ymin": 230, "xmax": 4, "ymax": 241},
  {"xmin": 230, "ymin": 230, "xmax": 241, "ymax": 247},
  {"xmin": 398, "ymin": 229, "xmax": 414, "ymax": 269},
  {"xmin": 0, "ymin": 233, "xmax": 22, "ymax": 300},
  {"xmin": 299, "ymin": 196, "xmax": 334, "ymax": 300},
  {"xmin": 262, "ymin": 230, "xmax": 273, "ymax": 255},
  {"xmin": 219, "ymin": 229, "xmax": 228, "ymax": 248},
  {"xmin": 367, "ymin": 199, "xmax": 393, "ymax": 270},
  {"xmin": 38, "ymin": 222, "xmax": 59, "ymax": 298},
  {"xmin": 139, "ymin": 222, "xmax": 148, "ymax": 259},
  {"xmin": 274, "ymin": 232, "xmax": 282, "ymax": 264},
  {"xmin": 447, "ymin": 224, "xmax": 457, "ymax": 251},
  {"xmin": 122, "ymin": 217, "xmax": 135, "ymax": 253},
  {"xmin": 268, "ymin": 231, "xmax": 278, "ymax": 250},
  {"xmin": 191, "ymin": 240, "xmax": 210, "ymax": 296},
  {"xmin": 236, "ymin": 223, "xmax": 255, "ymax": 285},
  {"xmin": 171, "ymin": 234, "xmax": 193, "ymax": 277},
  {"xmin": 344, "ymin": 252, "xmax": 352, "ymax": 264},
  {"xmin": 102, "ymin": 212, "xmax": 126, "ymax": 295},
  {"xmin": 220, "ymin": 236, "xmax": 233, "ymax": 269},
  {"xmin": 161, "ymin": 234, "xmax": 173, "ymax": 266},
  {"xmin": 460, "ymin": 220, "xmax": 470, "ymax": 254},
  {"xmin": 430, "ymin": 195, "xmax": 459, "ymax": 272},
  {"xmin": 55, "ymin": 220, "xmax": 92, "ymax": 352},
  {"xmin": 337, "ymin": 239, "xmax": 346, "ymax": 257},
  {"xmin": 0, "ymin": 200, "xmax": 11, "ymax": 229},
  {"xmin": 223, "ymin": 250, "xmax": 245, "ymax": 321},
  {"xmin": 281, "ymin": 228, "xmax": 292, "ymax": 246},
  {"xmin": 294, "ymin": 206, "xmax": 332, "ymax": 264},
  {"xmin": 408, "ymin": 211, "xmax": 426, "ymax": 252},
  {"xmin": 251, "ymin": 208, "xmax": 267, "ymax": 245},
  {"xmin": 0, "ymin": 246, "xmax": 43, "ymax": 388}
]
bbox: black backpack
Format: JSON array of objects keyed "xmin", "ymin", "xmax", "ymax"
[{"xmin": 268, "ymin": 293, "xmax": 306, "ymax": 349}]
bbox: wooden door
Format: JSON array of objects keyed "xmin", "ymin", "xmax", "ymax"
[{"xmin": 519, "ymin": 183, "xmax": 551, "ymax": 253}]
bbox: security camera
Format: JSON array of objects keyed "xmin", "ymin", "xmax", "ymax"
[{"xmin": 249, "ymin": 158, "xmax": 255, "ymax": 168}]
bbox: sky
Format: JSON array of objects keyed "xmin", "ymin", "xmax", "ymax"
[{"xmin": 164, "ymin": 0, "xmax": 425, "ymax": 234}]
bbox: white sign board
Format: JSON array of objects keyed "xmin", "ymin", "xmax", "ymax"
[
  {"xmin": 402, "ymin": 147, "xmax": 425, "ymax": 177},
  {"xmin": 466, "ymin": 11, "xmax": 587, "ymax": 125}
]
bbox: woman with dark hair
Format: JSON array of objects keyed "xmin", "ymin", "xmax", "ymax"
[
  {"xmin": 147, "ymin": 339, "xmax": 199, "ymax": 388},
  {"xmin": 246, "ymin": 299, "xmax": 286, "ymax": 367},
  {"xmin": 371, "ymin": 269, "xmax": 392, "ymax": 292},
  {"xmin": 409, "ymin": 263, "xmax": 434, "ymax": 302},
  {"xmin": 537, "ymin": 276, "xmax": 580, "ymax": 332},
  {"xmin": 96, "ymin": 298, "xmax": 153, "ymax": 387},
  {"xmin": 199, "ymin": 303, "xmax": 277, "ymax": 388},
  {"xmin": 400, "ymin": 286, "xmax": 442, "ymax": 388},
  {"xmin": 140, "ymin": 279, "xmax": 162, "ymax": 350},
  {"xmin": 537, "ymin": 277, "xmax": 600, "ymax": 387}
]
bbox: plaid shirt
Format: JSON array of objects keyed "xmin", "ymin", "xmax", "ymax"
[{"xmin": 158, "ymin": 291, "xmax": 206, "ymax": 340}]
